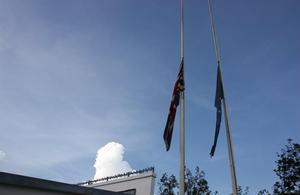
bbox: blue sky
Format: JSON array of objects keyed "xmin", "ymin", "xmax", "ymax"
[{"xmin": 0, "ymin": 0, "xmax": 299, "ymax": 194}]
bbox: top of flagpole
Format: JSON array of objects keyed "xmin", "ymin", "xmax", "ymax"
[
  {"xmin": 208, "ymin": 0, "xmax": 220, "ymax": 65},
  {"xmin": 180, "ymin": 0, "xmax": 184, "ymax": 60}
]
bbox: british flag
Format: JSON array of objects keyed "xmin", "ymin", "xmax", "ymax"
[{"xmin": 163, "ymin": 59, "xmax": 185, "ymax": 151}]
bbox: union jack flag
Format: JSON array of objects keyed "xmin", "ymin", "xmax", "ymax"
[{"xmin": 163, "ymin": 59, "xmax": 185, "ymax": 151}]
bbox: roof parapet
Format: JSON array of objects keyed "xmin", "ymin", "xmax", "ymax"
[{"xmin": 78, "ymin": 167, "xmax": 155, "ymax": 186}]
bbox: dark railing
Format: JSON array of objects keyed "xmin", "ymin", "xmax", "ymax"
[{"xmin": 77, "ymin": 167, "xmax": 154, "ymax": 186}]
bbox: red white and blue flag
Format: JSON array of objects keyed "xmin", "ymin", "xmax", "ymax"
[{"xmin": 163, "ymin": 59, "xmax": 185, "ymax": 151}]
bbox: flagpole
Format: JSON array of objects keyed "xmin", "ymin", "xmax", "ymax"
[
  {"xmin": 208, "ymin": 0, "xmax": 238, "ymax": 194},
  {"xmin": 223, "ymin": 87, "xmax": 238, "ymax": 195},
  {"xmin": 179, "ymin": 0, "xmax": 185, "ymax": 194},
  {"xmin": 219, "ymin": 63, "xmax": 238, "ymax": 195}
]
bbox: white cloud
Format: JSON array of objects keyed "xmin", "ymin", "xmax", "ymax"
[
  {"xmin": 0, "ymin": 150, "xmax": 6, "ymax": 160},
  {"xmin": 93, "ymin": 142, "xmax": 133, "ymax": 180}
]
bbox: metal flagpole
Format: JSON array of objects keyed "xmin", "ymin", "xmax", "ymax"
[
  {"xmin": 221, "ymin": 75, "xmax": 238, "ymax": 195},
  {"xmin": 208, "ymin": 0, "xmax": 238, "ymax": 194},
  {"xmin": 179, "ymin": 0, "xmax": 185, "ymax": 194}
]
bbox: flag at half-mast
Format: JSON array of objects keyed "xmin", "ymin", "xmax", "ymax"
[
  {"xmin": 163, "ymin": 59, "xmax": 185, "ymax": 151},
  {"xmin": 210, "ymin": 64, "xmax": 224, "ymax": 157}
]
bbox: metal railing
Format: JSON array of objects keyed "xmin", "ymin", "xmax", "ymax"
[{"xmin": 77, "ymin": 167, "xmax": 154, "ymax": 186}]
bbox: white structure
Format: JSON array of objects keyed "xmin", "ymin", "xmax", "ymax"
[{"xmin": 79, "ymin": 167, "xmax": 156, "ymax": 195}]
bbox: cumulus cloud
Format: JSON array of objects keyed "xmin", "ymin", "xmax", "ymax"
[
  {"xmin": 0, "ymin": 150, "xmax": 6, "ymax": 160},
  {"xmin": 93, "ymin": 142, "xmax": 133, "ymax": 180}
]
